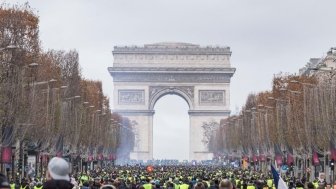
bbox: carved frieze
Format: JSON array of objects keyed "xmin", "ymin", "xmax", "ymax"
[
  {"xmin": 199, "ymin": 90, "xmax": 225, "ymax": 105},
  {"xmin": 112, "ymin": 73, "xmax": 231, "ymax": 83},
  {"xmin": 118, "ymin": 90, "xmax": 145, "ymax": 105},
  {"xmin": 113, "ymin": 54, "xmax": 229, "ymax": 65},
  {"xmin": 149, "ymin": 86, "xmax": 194, "ymax": 100}
]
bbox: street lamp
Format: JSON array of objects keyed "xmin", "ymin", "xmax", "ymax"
[
  {"xmin": 28, "ymin": 63, "xmax": 39, "ymax": 67},
  {"xmin": 0, "ymin": 45, "xmax": 19, "ymax": 51},
  {"xmin": 65, "ymin": 95, "xmax": 81, "ymax": 100},
  {"xmin": 49, "ymin": 79, "xmax": 57, "ymax": 83}
]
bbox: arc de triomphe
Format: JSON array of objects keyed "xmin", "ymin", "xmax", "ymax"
[{"xmin": 108, "ymin": 42, "xmax": 235, "ymax": 161}]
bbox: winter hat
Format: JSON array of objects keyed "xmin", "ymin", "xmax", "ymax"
[{"xmin": 48, "ymin": 157, "xmax": 70, "ymax": 181}]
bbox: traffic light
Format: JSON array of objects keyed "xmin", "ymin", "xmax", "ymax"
[{"xmin": 330, "ymin": 159, "xmax": 334, "ymax": 171}]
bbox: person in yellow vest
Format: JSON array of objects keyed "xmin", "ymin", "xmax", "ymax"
[
  {"xmin": 262, "ymin": 182, "xmax": 269, "ymax": 189},
  {"xmin": 246, "ymin": 181, "xmax": 255, "ymax": 189},
  {"xmin": 235, "ymin": 179, "xmax": 241, "ymax": 188},
  {"xmin": 9, "ymin": 179, "xmax": 15, "ymax": 189},
  {"xmin": 180, "ymin": 179, "xmax": 189, "ymax": 189},
  {"xmin": 313, "ymin": 179, "xmax": 319, "ymax": 189},
  {"xmin": 174, "ymin": 179, "xmax": 180, "ymax": 189},
  {"xmin": 20, "ymin": 179, "xmax": 29, "ymax": 189},
  {"xmin": 80, "ymin": 173, "xmax": 89, "ymax": 186},
  {"xmin": 307, "ymin": 182, "xmax": 315, "ymax": 189},
  {"xmin": 143, "ymin": 178, "xmax": 153, "ymax": 189},
  {"xmin": 240, "ymin": 180, "xmax": 244, "ymax": 189},
  {"xmin": 295, "ymin": 181, "xmax": 304, "ymax": 189},
  {"xmin": 266, "ymin": 178, "xmax": 273, "ymax": 188},
  {"xmin": 33, "ymin": 182, "xmax": 43, "ymax": 189}
]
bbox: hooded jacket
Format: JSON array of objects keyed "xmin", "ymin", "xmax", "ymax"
[{"xmin": 43, "ymin": 180, "xmax": 74, "ymax": 189}]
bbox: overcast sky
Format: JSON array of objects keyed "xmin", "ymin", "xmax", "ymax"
[{"xmin": 7, "ymin": 0, "xmax": 336, "ymax": 160}]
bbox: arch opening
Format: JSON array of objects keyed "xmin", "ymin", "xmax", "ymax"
[
  {"xmin": 153, "ymin": 94, "xmax": 190, "ymax": 161},
  {"xmin": 149, "ymin": 88, "xmax": 193, "ymax": 110}
]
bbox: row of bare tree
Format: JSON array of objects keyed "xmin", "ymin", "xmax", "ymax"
[
  {"xmin": 210, "ymin": 72, "xmax": 336, "ymax": 160},
  {"xmin": 0, "ymin": 3, "xmax": 133, "ymax": 159}
]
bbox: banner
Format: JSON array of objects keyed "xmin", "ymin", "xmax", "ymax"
[
  {"xmin": 88, "ymin": 154, "xmax": 93, "ymax": 162},
  {"xmin": 253, "ymin": 155, "xmax": 258, "ymax": 162},
  {"xmin": 259, "ymin": 154, "xmax": 266, "ymax": 162},
  {"xmin": 286, "ymin": 153, "xmax": 294, "ymax": 165},
  {"xmin": 275, "ymin": 155, "xmax": 283, "ymax": 166},
  {"xmin": 312, "ymin": 151, "xmax": 320, "ymax": 165},
  {"xmin": 1, "ymin": 147, "xmax": 12, "ymax": 163},
  {"xmin": 98, "ymin": 153, "xmax": 103, "ymax": 160}
]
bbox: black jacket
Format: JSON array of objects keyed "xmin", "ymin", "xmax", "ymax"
[{"xmin": 43, "ymin": 180, "xmax": 74, "ymax": 189}]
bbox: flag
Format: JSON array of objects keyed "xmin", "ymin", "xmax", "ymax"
[{"xmin": 271, "ymin": 165, "xmax": 288, "ymax": 189}]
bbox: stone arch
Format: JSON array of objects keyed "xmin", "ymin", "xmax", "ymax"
[
  {"xmin": 109, "ymin": 42, "xmax": 235, "ymax": 161},
  {"xmin": 149, "ymin": 87, "xmax": 194, "ymax": 110}
]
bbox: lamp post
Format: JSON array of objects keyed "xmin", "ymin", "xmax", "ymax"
[
  {"xmin": 331, "ymin": 159, "xmax": 334, "ymax": 187},
  {"xmin": 1, "ymin": 46, "xmax": 39, "ymax": 176}
]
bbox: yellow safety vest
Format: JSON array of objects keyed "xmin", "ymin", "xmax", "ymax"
[
  {"xmin": 34, "ymin": 186, "xmax": 43, "ymax": 189},
  {"xmin": 174, "ymin": 183, "xmax": 180, "ymax": 189},
  {"xmin": 10, "ymin": 184, "xmax": 15, "ymax": 189},
  {"xmin": 20, "ymin": 186, "xmax": 27, "ymax": 189},
  {"xmin": 267, "ymin": 179, "xmax": 273, "ymax": 188},
  {"xmin": 313, "ymin": 181, "xmax": 318, "ymax": 189},
  {"xmin": 247, "ymin": 185, "xmax": 255, "ymax": 189},
  {"xmin": 180, "ymin": 184, "xmax": 189, "ymax": 189},
  {"xmin": 143, "ymin": 183, "xmax": 153, "ymax": 189},
  {"xmin": 81, "ymin": 175, "xmax": 89, "ymax": 181},
  {"xmin": 235, "ymin": 179, "xmax": 240, "ymax": 186}
]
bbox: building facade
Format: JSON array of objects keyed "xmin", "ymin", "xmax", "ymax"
[{"xmin": 299, "ymin": 47, "xmax": 336, "ymax": 76}]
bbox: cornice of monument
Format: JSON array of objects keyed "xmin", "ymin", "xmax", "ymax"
[
  {"xmin": 112, "ymin": 42, "xmax": 231, "ymax": 55},
  {"xmin": 113, "ymin": 109, "xmax": 155, "ymax": 116},
  {"xmin": 108, "ymin": 67, "xmax": 236, "ymax": 75}
]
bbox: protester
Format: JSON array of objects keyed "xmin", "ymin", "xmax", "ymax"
[
  {"xmin": 43, "ymin": 157, "xmax": 73, "ymax": 189},
  {"xmin": 219, "ymin": 180, "xmax": 232, "ymax": 189}
]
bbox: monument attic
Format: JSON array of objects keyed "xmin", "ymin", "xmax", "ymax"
[{"xmin": 108, "ymin": 42, "xmax": 235, "ymax": 161}]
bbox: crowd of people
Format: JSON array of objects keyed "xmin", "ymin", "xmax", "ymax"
[{"xmin": 0, "ymin": 157, "xmax": 334, "ymax": 189}]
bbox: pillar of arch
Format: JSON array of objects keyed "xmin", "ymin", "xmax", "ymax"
[{"xmin": 108, "ymin": 42, "xmax": 235, "ymax": 161}]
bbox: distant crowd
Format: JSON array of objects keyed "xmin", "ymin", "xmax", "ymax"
[{"xmin": 0, "ymin": 157, "xmax": 334, "ymax": 189}]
